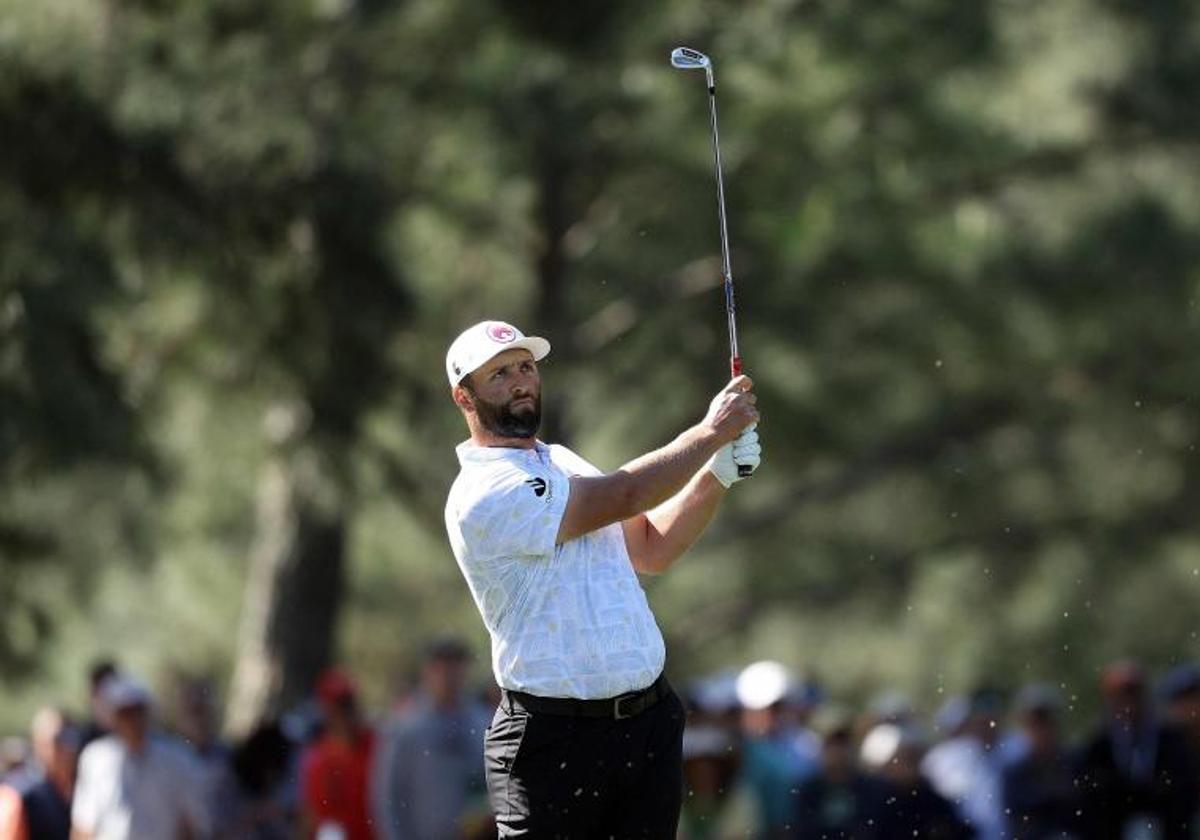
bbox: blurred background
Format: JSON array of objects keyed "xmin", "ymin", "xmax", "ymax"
[{"xmin": 2, "ymin": 0, "xmax": 1200, "ymax": 832}]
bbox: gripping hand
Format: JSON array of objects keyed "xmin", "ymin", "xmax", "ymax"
[{"xmin": 708, "ymin": 424, "xmax": 761, "ymax": 488}]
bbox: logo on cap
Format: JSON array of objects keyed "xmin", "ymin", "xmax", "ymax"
[{"xmin": 487, "ymin": 323, "xmax": 517, "ymax": 343}]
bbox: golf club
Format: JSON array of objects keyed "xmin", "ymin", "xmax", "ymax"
[{"xmin": 671, "ymin": 46, "xmax": 752, "ymax": 476}]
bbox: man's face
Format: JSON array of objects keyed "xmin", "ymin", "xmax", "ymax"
[
  {"xmin": 1107, "ymin": 682, "xmax": 1147, "ymax": 726},
  {"xmin": 32, "ymin": 713, "xmax": 78, "ymax": 786},
  {"xmin": 323, "ymin": 694, "xmax": 361, "ymax": 734},
  {"xmin": 50, "ymin": 728, "xmax": 79, "ymax": 789},
  {"xmin": 112, "ymin": 704, "xmax": 149, "ymax": 749},
  {"xmin": 460, "ymin": 350, "xmax": 542, "ymax": 439},
  {"xmin": 821, "ymin": 731, "xmax": 854, "ymax": 778},
  {"xmin": 740, "ymin": 705, "xmax": 781, "ymax": 738},
  {"xmin": 879, "ymin": 744, "xmax": 922, "ymax": 786},
  {"xmin": 1022, "ymin": 710, "xmax": 1060, "ymax": 756},
  {"xmin": 424, "ymin": 657, "xmax": 468, "ymax": 707}
]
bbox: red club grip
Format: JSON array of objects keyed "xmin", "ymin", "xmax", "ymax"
[{"xmin": 730, "ymin": 355, "xmax": 753, "ymax": 477}]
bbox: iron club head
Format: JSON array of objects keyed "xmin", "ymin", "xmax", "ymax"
[
  {"xmin": 670, "ymin": 47, "xmax": 710, "ymax": 70},
  {"xmin": 670, "ymin": 46, "xmax": 715, "ymax": 89}
]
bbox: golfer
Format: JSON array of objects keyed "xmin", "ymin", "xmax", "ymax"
[{"xmin": 444, "ymin": 320, "xmax": 761, "ymax": 838}]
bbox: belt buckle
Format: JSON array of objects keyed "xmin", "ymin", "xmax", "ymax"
[{"xmin": 613, "ymin": 691, "xmax": 638, "ymax": 720}]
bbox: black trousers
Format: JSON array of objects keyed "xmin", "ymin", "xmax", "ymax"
[{"xmin": 484, "ymin": 683, "xmax": 686, "ymax": 839}]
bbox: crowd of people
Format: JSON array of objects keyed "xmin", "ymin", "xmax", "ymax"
[
  {"xmin": 0, "ymin": 640, "xmax": 493, "ymax": 840},
  {"xmin": 0, "ymin": 649, "xmax": 1197, "ymax": 840},
  {"xmin": 676, "ymin": 659, "xmax": 1199, "ymax": 839}
]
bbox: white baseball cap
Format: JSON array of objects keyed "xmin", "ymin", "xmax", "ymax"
[
  {"xmin": 101, "ymin": 675, "xmax": 153, "ymax": 715},
  {"xmin": 445, "ymin": 320, "xmax": 551, "ymax": 387},
  {"xmin": 736, "ymin": 660, "xmax": 794, "ymax": 711}
]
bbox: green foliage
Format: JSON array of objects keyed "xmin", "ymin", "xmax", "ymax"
[{"xmin": 2, "ymin": 0, "xmax": 1199, "ymax": 732}]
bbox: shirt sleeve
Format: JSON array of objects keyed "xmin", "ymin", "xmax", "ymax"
[{"xmin": 458, "ymin": 463, "xmax": 570, "ymax": 560}]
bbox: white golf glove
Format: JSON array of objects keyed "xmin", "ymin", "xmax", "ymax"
[{"xmin": 708, "ymin": 424, "xmax": 761, "ymax": 488}]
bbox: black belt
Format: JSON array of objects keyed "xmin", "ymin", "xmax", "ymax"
[{"xmin": 503, "ymin": 674, "xmax": 669, "ymax": 721}]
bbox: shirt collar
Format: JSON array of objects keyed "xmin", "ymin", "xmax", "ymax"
[{"xmin": 456, "ymin": 439, "xmax": 549, "ymax": 464}]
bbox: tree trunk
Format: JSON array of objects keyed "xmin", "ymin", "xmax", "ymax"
[
  {"xmin": 532, "ymin": 120, "xmax": 573, "ymax": 446},
  {"xmin": 226, "ymin": 449, "xmax": 345, "ymax": 737}
]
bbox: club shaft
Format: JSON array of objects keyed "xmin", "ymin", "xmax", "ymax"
[{"xmin": 706, "ymin": 83, "xmax": 741, "ymax": 377}]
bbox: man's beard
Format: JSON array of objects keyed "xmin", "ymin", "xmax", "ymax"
[{"xmin": 469, "ymin": 390, "xmax": 541, "ymax": 439}]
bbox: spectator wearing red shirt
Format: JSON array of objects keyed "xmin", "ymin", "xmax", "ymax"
[{"xmin": 301, "ymin": 669, "xmax": 377, "ymax": 840}]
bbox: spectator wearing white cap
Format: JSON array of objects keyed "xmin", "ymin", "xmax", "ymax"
[
  {"xmin": 860, "ymin": 723, "xmax": 970, "ymax": 840},
  {"xmin": 735, "ymin": 661, "xmax": 819, "ymax": 838},
  {"xmin": 71, "ymin": 674, "xmax": 211, "ymax": 840}
]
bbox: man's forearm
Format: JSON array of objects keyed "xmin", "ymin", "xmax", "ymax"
[
  {"xmin": 624, "ymin": 468, "xmax": 725, "ymax": 574},
  {"xmin": 615, "ymin": 424, "xmax": 724, "ymax": 514},
  {"xmin": 558, "ymin": 424, "xmax": 724, "ymax": 544},
  {"xmin": 557, "ymin": 376, "xmax": 757, "ymax": 545}
]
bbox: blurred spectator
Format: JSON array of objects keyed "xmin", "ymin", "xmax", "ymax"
[
  {"xmin": 79, "ymin": 660, "xmax": 118, "ymax": 751},
  {"xmin": 792, "ymin": 707, "xmax": 883, "ymax": 839},
  {"xmin": 0, "ymin": 708, "xmax": 78, "ymax": 840},
  {"xmin": 922, "ymin": 688, "xmax": 1006, "ymax": 840},
  {"xmin": 857, "ymin": 690, "xmax": 915, "ymax": 740},
  {"xmin": 785, "ymin": 675, "xmax": 825, "ymax": 767},
  {"xmin": 212, "ymin": 721, "xmax": 296, "ymax": 840},
  {"xmin": 861, "ymin": 723, "xmax": 971, "ymax": 839},
  {"xmin": 1159, "ymin": 663, "xmax": 1200, "ymax": 754},
  {"xmin": 680, "ymin": 672, "xmax": 746, "ymax": 839},
  {"xmin": 371, "ymin": 638, "xmax": 493, "ymax": 840},
  {"xmin": 681, "ymin": 725, "xmax": 745, "ymax": 839},
  {"xmin": 1075, "ymin": 660, "xmax": 1198, "ymax": 840},
  {"xmin": 71, "ymin": 674, "xmax": 211, "ymax": 839},
  {"xmin": 300, "ymin": 668, "xmax": 376, "ymax": 840},
  {"xmin": 172, "ymin": 673, "xmax": 229, "ymax": 766},
  {"xmin": 1159, "ymin": 663, "xmax": 1200, "ymax": 815},
  {"xmin": 1001, "ymin": 685, "xmax": 1078, "ymax": 839},
  {"xmin": 737, "ymin": 661, "xmax": 820, "ymax": 838},
  {"xmin": 171, "ymin": 673, "xmax": 231, "ymax": 826},
  {"xmin": 0, "ymin": 742, "xmax": 26, "ymax": 780}
]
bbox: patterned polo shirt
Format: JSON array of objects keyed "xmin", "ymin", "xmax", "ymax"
[{"xmin": 445, "ymin": 440, "xmax": 665, "ymax": 699}]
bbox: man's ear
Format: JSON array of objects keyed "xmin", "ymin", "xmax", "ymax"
[{"xmin": 452, "ymin": 384, "xmax": 475, "ymax": 413}]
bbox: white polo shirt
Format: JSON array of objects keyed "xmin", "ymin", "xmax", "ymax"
[
  {"xmin": 72, "ymin": 734, "xmax": 211, "ymax": 840},
  {"xmin": 445, "ymin": 440, "xmax": 666, "ymax": 699}
]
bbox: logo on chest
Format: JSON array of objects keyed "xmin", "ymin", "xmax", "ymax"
[{"xmin": 526, "ymin": 477, "xmax": 548, "ymax": 497}]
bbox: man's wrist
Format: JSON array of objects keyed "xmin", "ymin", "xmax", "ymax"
[
  {"xmin": 702, "ymin": 464, "xmax": 731, "ymax": 492},
  {"xmin": 706, "ymin": 443, "xmax": 736, "ymax": 489},
  {"xmin": 691, "ymin": 422, "xmax": 729, "ymax": 454}
]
